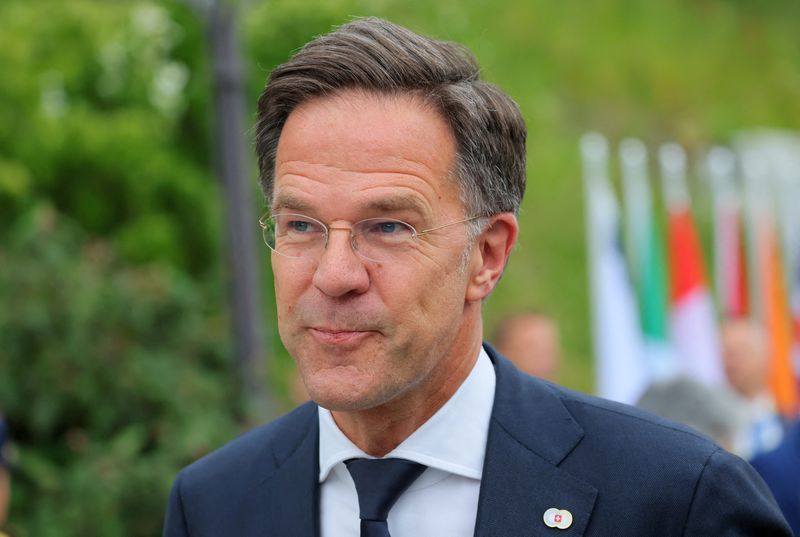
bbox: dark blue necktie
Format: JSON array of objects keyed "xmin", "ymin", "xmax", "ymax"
[{"xmin": 345, "ymin": 458, "xmax": 426, "ymax": 537}]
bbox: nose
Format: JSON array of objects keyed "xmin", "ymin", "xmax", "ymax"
[{"xmin": 312, "ymin": 227, "xmax": 370, "ymax": 297}]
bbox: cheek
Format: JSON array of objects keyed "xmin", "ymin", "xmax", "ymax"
[
  {"xmin": 273, "ymin": 261, "xmax": 312, "ymax": 317},
  {"xmin": 398, "ymin": 259, "xmax": 468, "ymax": 319}
]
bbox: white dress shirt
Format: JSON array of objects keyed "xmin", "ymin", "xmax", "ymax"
[
  {"xmin": 318, "ymin": 347, "xmax": 496, "ymax": 537},
  {"xmin": 734, "ymin": 392, "xmax": 784, "ymax": 460}
]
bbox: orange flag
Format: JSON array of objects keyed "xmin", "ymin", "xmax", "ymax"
[{"xmin": 759, "ymin": 220, "xmax": 799, "ymax": 418}]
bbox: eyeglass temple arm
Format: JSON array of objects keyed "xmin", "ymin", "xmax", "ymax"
[{"xmin": 417, "ymin": 215, "xmax": 486, "ymax": 236}]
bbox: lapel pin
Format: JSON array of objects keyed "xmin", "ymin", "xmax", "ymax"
[{"xmin": 543, "ymin": 507, "xmax": 573, "ymax": 530}]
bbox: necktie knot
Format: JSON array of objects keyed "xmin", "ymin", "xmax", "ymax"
[{"xmin": 345, "ymin": 458, "xmax": 426, "ymax": 535}]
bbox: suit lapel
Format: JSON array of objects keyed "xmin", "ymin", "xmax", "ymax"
[
  {"xmin": 474, "ymin": 346, "xmax": 598, "ymax": 536},
  {"xmin": 255, "ymin": 405, "xmax": 321, "ymax": 537},
  {"xmin": 248, "ymin": 349, "xmax": 597, "ymax": 536}
]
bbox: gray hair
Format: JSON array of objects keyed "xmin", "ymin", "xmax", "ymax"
[
  {"xmin": 637, "ymin": 377, "xmax": 746, "ymax": 450},
  {"xmin": 254, "ymin": 17, "xmax": 527, "ymax": 236}
]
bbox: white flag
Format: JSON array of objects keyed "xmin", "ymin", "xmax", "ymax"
[{"xmin": 582, "ymin": 133, "xmax": 649, "ymax": 404}]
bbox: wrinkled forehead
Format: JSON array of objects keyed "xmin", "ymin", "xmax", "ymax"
[
  {"xmin": 271, "ymin": 89, "xmax": 464, "ymax": 217},
  {"xmin": 277, "ymin": 90, "xmax": 455, "ymax": 164}
]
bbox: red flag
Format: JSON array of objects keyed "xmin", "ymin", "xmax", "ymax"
[
  {"xmin": 660, "ymin": 143, "xmax": 725, "ymax": 385},
  {"xmin": 716, "ymin": 205, "xmax": 749, "ymax": 317},
  {"xmin": 667, "ymin": 208, "xmax": 725, "ymax": 384},
  {"xmin": 710, "ymin": 146, "xmax": 749, "ymax": 318}
]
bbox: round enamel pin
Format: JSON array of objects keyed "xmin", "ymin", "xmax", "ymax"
[{"xmin": 543, "ymin": 507, "xmax": 573, "ymax": 530}]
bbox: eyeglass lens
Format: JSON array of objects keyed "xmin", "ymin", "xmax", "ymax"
[{"xmin": 263, "ymin": 214, "xmax": 417, "ymax": 262}]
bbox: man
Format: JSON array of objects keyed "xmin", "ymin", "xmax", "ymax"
[
  {"xmin": 164, "ymin": 18, "xmax": 790, "ymax": 536},
  {"xmin": 0, "ymin": 417, "xmax": 10, "ymax": 536},
  {"xmin": 721, "ymin": 317, "xmax": 785, "ymax": 459},
  {"xmin": 751, "ymin": 422, "xmax": 800, "ymax": 536},
  {"xmin": 636, "ymin": 376, "xmax": 747, "ymax": 453},
  {"xmin": 492, "ymin": 312, "xmax": 560, "ymax": 381}
]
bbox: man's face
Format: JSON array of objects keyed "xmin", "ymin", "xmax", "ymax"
[
  {"xmin": 498, "ymin": 317, "xmax": 559, "ymax": 381},
  {"xmin": 271, "ymin": 90, "xmax": 481, "ymax": 413},
  {"xmin": 721, "ymin": 321, "xmax": 767, "ymax": 400}
]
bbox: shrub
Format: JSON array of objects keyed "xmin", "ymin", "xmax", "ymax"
[{"xmin": 0, "ymin": 206, "xmax": 239, "ymax": 537}]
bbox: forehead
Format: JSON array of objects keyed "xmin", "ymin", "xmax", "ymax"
[
  {"xmin": 272, "ymin": 90, "xmax": 462, "ymax": 216},
  {"xmin": 721, "ymin": 321, "xmax": 762, "ymax": 347}
]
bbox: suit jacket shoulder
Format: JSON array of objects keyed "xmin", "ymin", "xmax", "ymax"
[
  {"xmin": 477, "ymin": 344, "xmax": 791, "ymax": 536},
  {"xmin": 179, "ymin": 401, "xmax": 317, "ymax": 489},
  {"xmin": 750, "ymin": 424, "xmax": 800, "ymax": 535},
  {"xmin": 164, "ymin": 401, "xmax": 320, "ymax": 537}
]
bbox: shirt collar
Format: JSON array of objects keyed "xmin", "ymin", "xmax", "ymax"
[{"xmin": 318, "ymin": 347, "xmax": 496, "ymax": 482}]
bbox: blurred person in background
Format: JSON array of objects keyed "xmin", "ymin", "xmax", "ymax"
[
  {"xmin": 751, "ymin": 422, "xmax": 800, "ymax": 536},
  {"xmin": 0, "ymin": 416, "xmax": 10, "ymax": 536},
  {"xmin": 492, "ymin": 312, "xmax": 560, "ymax": 381},
  {"xmin": 721, "ymin": 317, "xmax": 785, "ymax": 459},
  {"xmin": 636, "ymin": 377, "xmax": 747, "ymax": 453}
]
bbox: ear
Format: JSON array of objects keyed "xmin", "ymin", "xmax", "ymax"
[{"xmin": 466, "ymin": 213, "xmax": 519, "ymax": 302}]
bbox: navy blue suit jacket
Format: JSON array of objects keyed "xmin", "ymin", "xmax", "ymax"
[
  {"xmin": 164, "ymin": 345, "xmax": 791, "ymax": 536},
  {"xmin": 751, "ymin": 423, "xmax": 800, "ymax": 535}
]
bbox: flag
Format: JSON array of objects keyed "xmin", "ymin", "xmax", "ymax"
[
  {"xmin": 709, "ymin": 147, "xmax": 749, "ymax": 317},
  {"xmin": 757, "ymin": 218, "xmax": 799, "ymax": 418},
  {"xmin": 659, "ymin": 143, "xmax": 725, "ymax": 385},
  {"xmin": 582, "ymin": 133, "xmax": 649, "ymax": 404},
  {"xmin": 791, "ymin": 254, "xmax": 800, "ymax": 385},
  {"xmin": 620, "ymin": 138, "xmax": 676, "ymax": 380},
  {"xmin": 774, "ymin": 148, "xmax": 800, "ymax": 393},
  {"xmin": 740, "ymin": 146, "xmax": 800, "ymax": 418}
]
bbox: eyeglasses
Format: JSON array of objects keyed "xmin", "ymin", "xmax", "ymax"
[{"xmin": 259, "ymin": 212, "xmax": 485, "ymax": 262}]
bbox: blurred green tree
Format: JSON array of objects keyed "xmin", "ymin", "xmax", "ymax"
[
  {"xmin": 0, "ymin": 205, "xmax": 239, "ymax": 537},
  {"xmin": 0, "ymin": 0, "xmax": 219, "ymax": 276}
]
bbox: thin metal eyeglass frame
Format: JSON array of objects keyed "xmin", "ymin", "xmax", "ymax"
[{"xmin": 258, "ymin": 213, "xmax": 486, "ymax": 261}]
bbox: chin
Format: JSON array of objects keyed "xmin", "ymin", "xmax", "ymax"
[
  {"xmin": 300, "ymin": 367, "xmax": 368, "ymax": 408},
  {"xmin": 308, "ymin": 390, "xmax": 380, "ymax": 412},
  {"xmin": 305, "ymin": 375, "xmax": 395, "ymax": 412}
]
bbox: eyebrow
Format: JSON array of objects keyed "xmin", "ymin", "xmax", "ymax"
[
  {"xmin": 272, "ymin": 192, "xmax": 430, "ymax": 218},
  {"xmin": 271, "ymin": 193, "xmax": 313, "ymax": 213},
  {"xmin": 361, "ymin": 196, "xmax": 428, "ymax": 215}
]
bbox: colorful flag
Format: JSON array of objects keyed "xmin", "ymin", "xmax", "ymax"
[
  {"xmin": 659, "ymin": 143, "xmax": 725, "ymax": 385},
  {"xmin": 792, "ymin": 255, "xmax": 800, "ymax": 385},
  {"xmin": 620, "ymin": 138, "xmax": 676, "ymax": 380},
  {"xmin": 582, "ymin": 133, "xmax": 649, "ymax": 404},
  {"xmin": 740, "ymin": 147, "xmax": 800, "ymax": 418},
  {"xmin": 757, "ymin": 219, "xmax": 799, "ymax": 418},
  {"xmin": 775, "ymin": 150, "xmax": 800, "ymax": 393},
  {"xmin": 709, "ymin": 147, "xmax": 749, "ymax": 317}
]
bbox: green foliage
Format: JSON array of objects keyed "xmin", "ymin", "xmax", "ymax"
[
  {"xmin": 0, "ymin": 206, "xmax": 239, "ymax": 537},
  {"xmin": 0, "ymin": 0, "xmax": 219, "ymax": 276}
]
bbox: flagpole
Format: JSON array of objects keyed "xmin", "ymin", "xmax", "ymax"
[
  {"xmin": 620, "ymin": 138, "xmax": 649, "ymax": 285},
  {"xmin": 582, "ymin": 132, "xmax": 649, "ymax": 404},
  {"xmin": 708, "ymin": 146, "xmax": 745, "ymax": 317}
]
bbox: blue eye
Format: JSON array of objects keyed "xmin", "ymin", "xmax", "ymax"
[
  {"xmin": 357, "ymin": 219, "xmax": 414, "ymax": 247},
  {"xmin": 277, "ymin": 215, "xmax": 325, "ymax": 238},
  {"xmin": 363, "ymin": 221, "xmax": 411, "ymax": 236},
  {"xmin": 288, "ymin": 220, "xmax": 310, "ymax": 232}
]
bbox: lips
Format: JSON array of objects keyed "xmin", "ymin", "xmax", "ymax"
[{"xmin": 309, "ymin": 327, "xmax": 375, "ymax": 345}]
